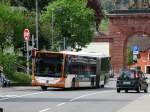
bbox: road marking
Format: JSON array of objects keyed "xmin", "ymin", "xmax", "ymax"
[
  {"xmin": 70, "ymin": 90, "xmax": 113, "ymax": 102},
  {"xmin": 56, "ymin": 102, "xmax": 66, "ymax": 107},
  {"xmin": 0, "ymin": 95, "xmax": 19, "ymax": 100},
  {"xmin": 38, "ymin": 90, "xmax": 113, "ymax": 112},
  {"xmin": 0, "ymin": 98, "xmax": 9, "ymax": 101},
  {"xmin": 18, "ymin": 91, "xmax": 48, "ymax": 97},
  {"xmin": 0, "ymin": 91, "xmax": 48, "ymax": 101},
  {"xmin": 39, "ymin": 108, "xmax": 51, "ymax": 112},
  {"xmin": 5, "ymin": 95, "xmax": 18, "ymax": 98}
]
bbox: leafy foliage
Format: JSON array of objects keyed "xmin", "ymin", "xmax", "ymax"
[
  {"xmin": 127, "ymin": 47, "xmax": 133, "ymax": 66},
  {"xmin": 0, "ymin": 52, "xmax": 30, "ymax": 83},
  {"xmin": 0, "ymin": 52, "xmax": 16, "ymax": 79},
  {"xmin": 100, "ymin": 19, "xmax": 109, "ymax": 32},
  {"xmin": 12, "ymin": 72, "xmax": 31, "ymax": 83},
  {"xmin": 11, "ymin": 0, "xmax": 55, "ymax": 11},
  {"xmin": 41, "ymin": 0, "xmax": 95, "ymax": 51},
  {"xmin": 0, "ymin": 3, "xmax": 32, "ymax": 52}
]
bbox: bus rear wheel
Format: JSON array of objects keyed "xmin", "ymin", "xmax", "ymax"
[
  {"xmin": 91, "ymin": 77, "xmax": 95, "ymax": 88},
  {"xmin": 41, "ymin": 86, "xmax": 48, "ymax": 91},
  {"xmin": 71, "ymin": 79, "xmax": 76, "ymax": 89}
]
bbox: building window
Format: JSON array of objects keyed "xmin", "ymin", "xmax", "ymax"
[
  {"xmin": 146, "ymin": 66, "xmax": 150, "ymax": 74},
  {"xmin": 148, "ymin": 53, "xmax": 150, "ymax": 60}
]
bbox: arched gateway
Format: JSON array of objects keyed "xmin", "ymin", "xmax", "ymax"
[{"xmin": 94, "ymin": 10, "xmax": 150, "ymax": 74}]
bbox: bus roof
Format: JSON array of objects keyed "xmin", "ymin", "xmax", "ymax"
[
  {"xmin": 36, "ymin": 50, "xmax": 109, "ymax": 58},
  {"xmin": 60, "ymin": 51, "xmax": 109, "ymax": 58}
]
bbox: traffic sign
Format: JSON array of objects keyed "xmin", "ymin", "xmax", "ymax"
[
  {"xmin": 24, "ymin": 28, "xmax": 30, "ymax": 41},
  {"xmin": 132, "ymin": 45, "xmax": 140, "ymax": 54}
]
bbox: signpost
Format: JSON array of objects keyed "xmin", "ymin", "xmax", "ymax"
[
  {"xmin": 132, "ymin": 45, "xmax": 140, "ymax": 62},
  {"xmin": 132, "ymin": 45, "xmax": 139, "ymax": 55},
  {"xmin": 24, "ymin": 29, "xmax": 30, "ymax": 41},
  {"xmin": 24, "ymin": 28, "xmax": 30, "ymax": 75}
]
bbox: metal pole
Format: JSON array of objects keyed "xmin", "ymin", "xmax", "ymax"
[
  {"xmin": 26, "ymin": 40, "xmax": 29, "ymax": 75},
  {"xmin": 36, "ymin": 0, "xmax": 39, "ymax": 50},
  {"xmin": 51, "ymin": 9, "xmax": 54, "ymax": 50},
  {"xmin": 63, "ymin": 37, "xmax": 66, "ymax": 50},
  {"xmin": 32, "ymin": 35, "xmax": 34, "ymax": 49}
]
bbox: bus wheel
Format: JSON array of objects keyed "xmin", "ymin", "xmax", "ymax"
[
  {"xmin": 91, "ymin": 78, "xmax": 94, "ymax": 88},
  {"xmin": 41, "ymin": 86, "xmax": 48, "ymax": 91},
  {"xmin": 101, "ymin": 85, "xmax": 104, "ymax": 88},
  {"xmin": 104, "ymin": 77, "xmax": 107, "ymax": 85},
  {"xmin": 71, "ymin": 79, "xmax": 76, "ymax": 89}
]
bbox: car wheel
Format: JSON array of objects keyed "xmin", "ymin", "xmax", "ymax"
[
  {"xmin": 41, "ymin": 86, "xmax": 48, "ymax": 91},
  {"xmin": 125, "ymin": 90, "xmax": 128, "ymax": 93},
  {"xmin": 144, "ymin": 87, "xmax": 148, "ymax": 93},
  {"xmin": 136, "ymin": 86, "xmax": 140, "ymax": 93},
  {"xmin": 117, "ymin": 89, "xmax": 120, "ymax": 93}
]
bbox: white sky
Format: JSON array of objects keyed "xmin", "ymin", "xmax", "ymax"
[{"xmin": 81, "ymin": 42, "xmax": 110, "ymax": 57}]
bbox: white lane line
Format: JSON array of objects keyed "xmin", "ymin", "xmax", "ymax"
[
  {"xmin": 0, "ymin": 95, "xmax": 17, "ymax": 97},
  {"xmin": 0, "ymin": 98, "xmax": 9, "ymax": 101},
  {"xmin": 18, "ymin": 91, "xmax": 48, "ymax": 97},
  {"xmin": 39, "ymin": 108, "xmax": 51, "ymax": 112},
  {"xmin": 56, "ymin": 102, "xmax": 66, "ymax": 107},
  {"xmin": 70, "ymin": 90, "xmax": 113, "ymax": 102},
  {"xmin": 5, "ymin": 95, "xmax": 18, "ymax": 98},
  {"xmin": 38, "ymin": 90, "xmax": 113, "ymax": 112},
  {"xmin": 0, "ymin": 91, "xmax": 48, "ymax": 101}
]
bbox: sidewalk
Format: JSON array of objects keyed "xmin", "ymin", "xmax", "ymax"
[
  {"xmin": 109, "ymin": 77, "xmax": 150, "ymax": 112},
  {"xmin": 118, "ymin": 93, "xmax": 150, "ymax": 112}
]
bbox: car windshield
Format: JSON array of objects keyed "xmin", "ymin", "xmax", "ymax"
[{"xmin": 120, "ymin": 70, "xmax": 135, "ymax": 79}]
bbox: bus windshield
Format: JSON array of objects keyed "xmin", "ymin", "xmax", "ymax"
[{"xmin": 35, "ymin": 57, "xmax": 63, "ymax": 77}]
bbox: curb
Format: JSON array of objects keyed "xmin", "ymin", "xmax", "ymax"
[{"xmin": 10, "ymin": 83, "xmax": 31, "ymax": 87}]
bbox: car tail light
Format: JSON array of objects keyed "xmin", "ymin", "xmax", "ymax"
[{"xmin": 134, "ymin": 73, "xmax": 139, "ymax": 78}]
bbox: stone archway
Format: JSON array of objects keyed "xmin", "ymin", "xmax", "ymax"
[{"xmin": 108, "ymin": 11, "xmax": 150, "ymax": 73}]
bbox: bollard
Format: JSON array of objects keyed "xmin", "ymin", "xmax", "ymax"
[{"xmin": 0, "ymin": 108, "xmax": 3, "ymax": 112}]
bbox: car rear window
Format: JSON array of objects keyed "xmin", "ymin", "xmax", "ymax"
[{"xmin": 120, "ymin": 70, "xmax": 135, "ymax": 79}]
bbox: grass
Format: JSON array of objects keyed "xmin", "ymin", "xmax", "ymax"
[
  {"xmin": 11, "ymin": 72, "xmax": 31, "ymax": 83},
  {"xmin": 100, "ymin": 19, "xmax": 109, "ymax": 32}
]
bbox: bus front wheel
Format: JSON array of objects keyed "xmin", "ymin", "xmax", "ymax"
[{"xmin": 41, "ymin": 86, "xmax": 48, "ymax": 91}]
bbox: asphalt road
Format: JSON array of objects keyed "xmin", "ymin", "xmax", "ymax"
[{"xmin": 0, "ymin": 78, "xmax": 148, "ymax": 112}]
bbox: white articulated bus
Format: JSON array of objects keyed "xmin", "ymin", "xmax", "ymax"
[{"xmin": 32, "ymin": 50, "xmax": 111, "ymax": 90}]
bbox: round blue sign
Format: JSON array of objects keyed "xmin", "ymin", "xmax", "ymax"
[{"xmin": 132, "ymin": 45, "xmax": 139, "ymax": 52}]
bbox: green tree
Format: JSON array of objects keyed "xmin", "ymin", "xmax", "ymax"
[
  {"xmin": 0, "ymin": 3, "xmax": 13, "ymax": 52},
  {"xmin": 0, "ymin": 52, "xmax": 16, "ymax": 79},
  {"xmin": 11, "ymin": 0, "xmax": 55, "ymax": 11},
  {"xmin": 127, "ymin": 47, "xmax": 133, "ymax": 66},
  {"xmin": 0, "ymin": 2, "xmax": 34, "ymax": 52},
  {"xmin": 41, "ymin": 0, "xmax": 95, "ymax": 51}
]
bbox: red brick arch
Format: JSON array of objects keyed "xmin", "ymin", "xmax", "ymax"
[
  {"xmin": 124, "ymin": 32, "xmax": 150, "ymax": 66},
  {"xmin": 109, "ymin": 13, "xmax": 150, "ymax": 73}
]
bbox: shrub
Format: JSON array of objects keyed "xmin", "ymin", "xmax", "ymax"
[
  {"xmin": 12, "ymin": 72, "xmax": 31, "ymax": 83},
  {"xmin": 0, "ymin": 52, "xmax": 16, "ymax": 79}
]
